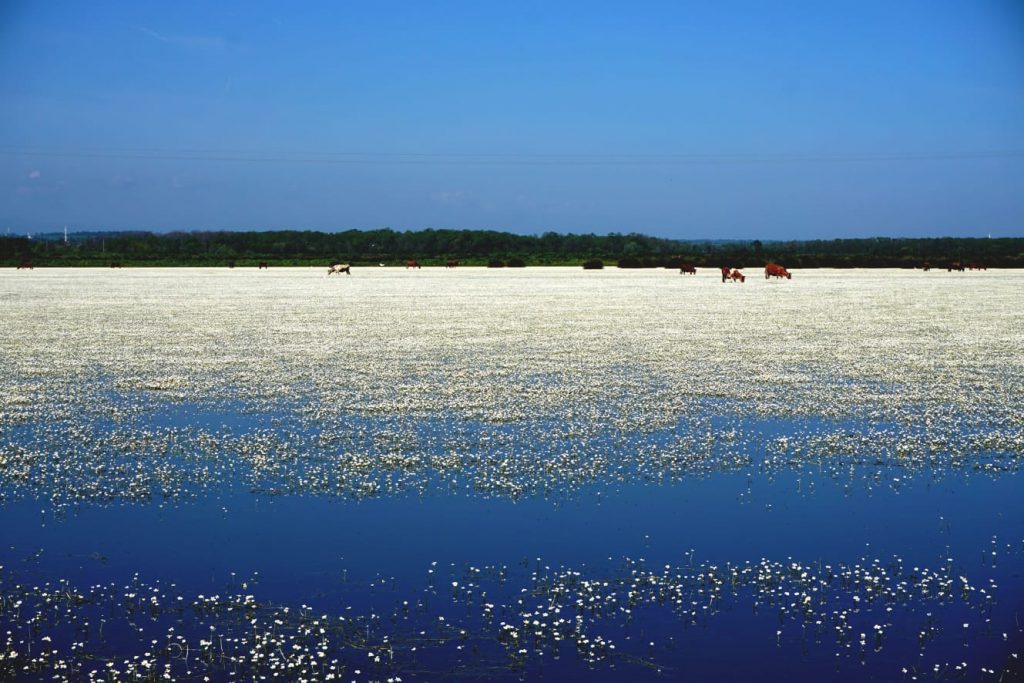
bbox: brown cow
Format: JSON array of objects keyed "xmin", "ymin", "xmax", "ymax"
[
  {"xmin": 764, "ymin": 263, "xmax": 791, "ymax": 280},
  {"xmin": 947, "ymin": 261, "xmax": 964, "ymax": 272},
  {"xmin": 405, "ymin": 259, "xmax": 421, "ymax": 269},
  {"xmin": 258, "ymin": 262, "xmax": 269, "ymax": 270},
  {"xmin": 728, "ymin": 269, "xmax": 746, "ymax": 283},
  {"xmin": 16, "ymin": 260, "xmax": 34, "ymax": 270},
  {"xmin": 967, "ymin": 262, "xmax": 986, "ymax": 271},
  {"xmin": 446, "ymin": 259, "xmax": 459, "ymax": 268},
  {"xmin": 679, "ymin": 263, "xmax": 696, "ymax": 275}
]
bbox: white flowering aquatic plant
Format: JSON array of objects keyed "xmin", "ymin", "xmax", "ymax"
[{"xmin": 0, "ymin": 268, "xmax": 1021, "ymax": 508}]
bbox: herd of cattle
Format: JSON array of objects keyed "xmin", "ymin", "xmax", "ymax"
[
  {"xmin": 677, "ymin": 263, "xmax": 788, "ymax": 282},
  {"xmin": 327, "ymin": 260, "xmax": 790, "ymax": 280},
  {"xmin": 11, "ymin": 259, "xmax": 987, "ymax": 276},
  {"xmin": 324, "ymin": 260, "xmax": 991, "ymax": 281},
  {"xmin": 327, "ymin": 259, "xmax": 448, "ymax": 274}
]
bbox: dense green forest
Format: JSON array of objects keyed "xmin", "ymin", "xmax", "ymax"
[{"xmin": 2, "ymin": 229, "xmax": 1021, "ymax": 268}]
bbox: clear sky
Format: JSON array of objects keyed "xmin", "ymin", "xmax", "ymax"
[{"xmin": 1, "ymin": 1, "xmax": 1022, "ymax": 239}]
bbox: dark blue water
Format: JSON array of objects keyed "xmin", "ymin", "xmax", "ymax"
[
  {"xmin": 2, "ymin": 401, "xmax": 1022, "ymax": 681},
  {"xmin": 6, "ymin": 471, "xmax": 1022, "ymax": 595}
]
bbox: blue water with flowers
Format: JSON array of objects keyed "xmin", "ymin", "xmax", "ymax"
[{"xmin": 1, "ymin": 393, "xmax": 1022, "ymax": 681}]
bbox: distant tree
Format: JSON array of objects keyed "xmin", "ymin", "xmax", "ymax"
[
  {"xmin": 752, "ymin": 240, "xmax": 764, "ymax": 261},
  {"xmin": 4, "ymin": 229, "xmax": 1023, "ymax": 268}
]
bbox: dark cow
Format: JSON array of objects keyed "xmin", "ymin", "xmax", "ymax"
[
  {"xmin": 967, "ymin": 262, "xmax": 986, "ymax": 271},
  {"xmin": 446, "ymin": 259, "xmax": 459, "ymax": 268},
  {"xmin": 406, "ymin": 259, "xmax": 421, "ymax": 269},
  {"xmin": 947, "ymin": 261, "xmax": 965, "ymax": 272},
  {"xmin": 764, "ymin": 263, "xmax": 792, "ymax": 280},
  {"xmin": 258, "ymin": 262, "xmax": 269, "ymax": 270},
  {"xmin": 679, "ymin": 263, "xmax": 696, "ymax": 275},
  {"xmin": 16, "ymin": 260, "xmax": 34, "ymax": 270},
  {"xmin": 109, "ymin": 261, "xmax": 123, "ymax": 268}
]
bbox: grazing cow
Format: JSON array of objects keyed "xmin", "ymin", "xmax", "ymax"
[
  {"xmin": 947, "ymin": 261, "xmax": 964, "ymax": 272},
  {"xmin": 764, "ymin": 263, "xmax": 792, "ymax": 280},
  {"xmin": 446, "ymin": 259, "xmax": 459, "ymax": 268},
  {"xmin": 16, "ymin": 260, "xmax": 33, "ymax": 270},
  {"xmin": 679, "ymin": 263, "xmax": 696, "ymax": 275},
  {"xmin": 720, "ymin": 266, "xmax": 731, "ymax": 283},
  {"xmin": 728, "ymin": 269, "xmax": 746, "ymax": 283},
  {"xmin": 405, "ymin": 259, "xmax": 421, "ymax": 269},
  {"xmin": 258, "ymin": 262, "xmax": 269, "ymax": 270},
  {"xmin": 327, "ymin": 263, "xmax": 351, "ymax": 275},
  {"xmin": 968, "ymin": 262, "xmax": 986, "ymax": 271}
]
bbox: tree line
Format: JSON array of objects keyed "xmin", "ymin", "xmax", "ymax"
[{"xmin": 2, "ymin": 229, "xmax": 1022, "ymax": 268}]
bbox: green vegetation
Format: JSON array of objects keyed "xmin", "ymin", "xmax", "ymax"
[{"xmin": 2, "ymin": 229, "xmax": 1022, "ymax": 268}]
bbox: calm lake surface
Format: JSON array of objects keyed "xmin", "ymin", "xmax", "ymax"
[{"xmin": 1, "ymin": 267, "xmax": 1022, "ymax": 681}]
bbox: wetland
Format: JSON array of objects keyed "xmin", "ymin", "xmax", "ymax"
[{"xmin": 1, "ymin": 267, "xmax": 1022, "ymax": 681}]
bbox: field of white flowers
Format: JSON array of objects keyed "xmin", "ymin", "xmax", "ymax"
[
  {"xmin": 1, "ymin": 267, "xmax": 1022, "ymax": 505},
  {"xmin": 3, "ymin": 267, "xmax": 1021, "ymax": 410}
]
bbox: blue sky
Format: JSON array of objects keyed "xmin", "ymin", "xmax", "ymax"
[{"xmin": 1, "ymin": 1, "xmax": 1022, "ymax": 238}]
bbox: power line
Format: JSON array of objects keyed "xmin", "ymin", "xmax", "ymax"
[{"xmin": 1, "ymin": 146, "xmax": 1022, "ymax": 166}]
